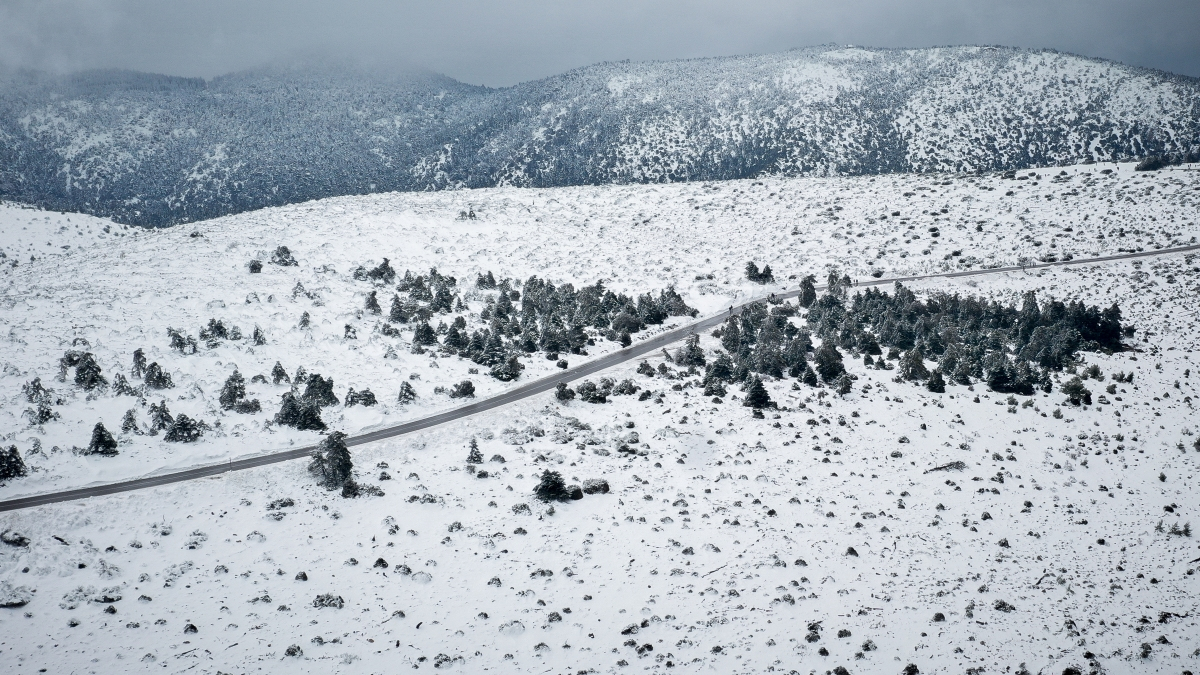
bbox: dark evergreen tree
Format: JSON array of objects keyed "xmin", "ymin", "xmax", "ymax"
[
  {"xmin": 344, "ymin": 388, "xmax": 377, "ymax": 406},
  {"xmin": 926, "ymin": 369, "xmax": 947, "ymax": 393},
  {"xmin": 743, "ymin": 376, "xmax": 774, "ymax": 409},
  {"xmin": 143, "ymin": 362, "xmax": 173, "ymax": 389},
  {"xmin": 798, "ymin": 275, "xmax": 818, "ymax": 308},
  {"xmin": 491, "ymin": 355, "xmax": 525, "ymax": 382},
  {"xmin": 299, "ymin": 312, "xmax": 311, "ymax": 329},
  {"xmin": 164, "ymin": 415, "xmax": 203, "ymax": 443},
  {"xmin": 720, "ymin": 318, "xmax": 741, "ymax": 354},
  {"xmin": 555, "ymin": 382, "xmax": 576, "ymax": 401},
  {"xmin": 87, "ymin": 422, "xmax": 119, "ymax": 455},
  {"xmin": 309, "ymin": 431, "xmax": 353, "ymax": 490},
  {"xmin": 396, "ymin": 381, "xmax": 418, "ymax": 404},
  {"xmin": 149, "ymin": 400, "xmax": 174, "ymax": 433},
  {"xmin": 675, "ymin": 334, "xmax": 706, "ymax": 367},
  {"xmin": 272, "ymin": 361, "xmax": 290, "ymax": 384},
  {"xmin": 274, "ymin": 392, "xmax": 326, "ymax": 430},
  {"xmin": 899, "ymin": 347, "xmax": 930, "ymax": 381},
  {"xmin": 302, "ymin": 374, "xmax": 339, "ymax": 407},
  {"xmin": 120, "ymin": 408, "xmax": 141, "ymax": 435},
  {"xmin": 219, "ymin": 370, "xmax": 247, "ymax": 410},
  {"xmin": 412, "ymin": 321, "xmax": 437, "ymax": 346},
  {"xmin": 389, "ymin": 295, "xmax": 411, "ymax": 324},
  {"xmin": 0, "ymin": 445, "xmax": 28, "ymax": 481},
  {"xmin": 365, "ymin": 291, "xmax": 381, "ymax": 315},
  {"xmin": 706, "ymin": 351, "xmax": 735, "ymax": 382},
  {"xmin": 252, "ymin": 325, "xmax": 267, "ymax": 346},
  {"xmin": 1061, "ymin": 377, "xmax": 1092, "ymax": 405},
  {"xmin": 814, "ymin": 343, "xmax": 845, "ymax": 383},
  {"xmin": 467, "ymin": 438, "xmax": 484, "ymax": 464},
  {"xmin": 534, "ymin": 469, "xmax": 571, "ymax": 502},
  {"xmin": 801, "ymin": 362, "xmax": 819, "ymax": 387},
  {"xmin": 449, "ymin": 381, "xmax": 476, "ymax": 398},
  {"xmin": 74, "ymin": 353, "xmax": 107, "ymax": 390},
  {"xmin": 167, "ymin": 328, "xmax": 198, "ymax": 354},
  {"xmin": 132, "ymin": 349, "xmax": 147, "ymax": 378}
]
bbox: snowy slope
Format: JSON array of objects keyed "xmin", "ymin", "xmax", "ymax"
[
  {"xmin": 0, "ymin": 162, "xmax": 1198, "ymax": 674},
  {"xmin": 1, "ymin": 161, "xmax": 1198, "ymax": 495},
  {"xmin": 2, "ymin": 45, "xmax": 1199, "ymax": 226}
]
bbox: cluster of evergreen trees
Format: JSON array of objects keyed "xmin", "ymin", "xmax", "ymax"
[
  {"xmin": 697, "ymin": 282, "xmax": 1125, "ymax": 406},
  {"xmin": 805, "ymin": 282, "xmax": 1125, "ymax": 396},
  {"xmin": 371, "ymin": 266, "xmax": 695, "ymax": 382}
]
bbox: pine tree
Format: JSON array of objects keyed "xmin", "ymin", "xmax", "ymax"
[
  {"xmin": 74, "ymin": 353, "xmax": 107, "ymax": 390},
  {"xmin": 926, "ymin": 369, "xmax": 947, "ymax": 393},
  {"xmin": 720, "ymin": 318, "xmax": 741, "ymax": 354},
  {"xmin": 814, "ymin": 343, "xmax": 845, "ymax": 383},
  {"xmin": 121, "ymin": 408, "xmax": 142, "ymax": 435},
  {"xmin": 900, "ymin": 347, "xmax": 930, "ymax": 381},
  {"xmin": 490, "ymin": 355, "xmax": 525, "ymax": 382},
  {"xmin": 675, "ymin": 334, "xmax": 706, "ymax": 367},
  {"xmin": 302, "ymin": 374, "xmax": 339, "ymax": 407},
  {"xmin": 131, "ymin": 348, "xmax": 147, "ymax": 378},
  {"xmin": 706, "ymin": 351, "xmax": 735, "ymax": 382},
  {"xmin": 534, "ymin": 470, "xmax": 571, "ymax": 502},
  {"xmin": 86, "ymin": 422, "xmax": 119, "ymax": 456},
  {"xmin": 743, "ymin": 376, "xmax": 774, "ymax": 409},
  {"xmin": 144, "ymin": 362, "xmax": 173, "ymax": 389},
  {"xmin": 396, "ymin": 381, "xmax": 418, "ymax": 404},
  {"xmin": 274, "ymin": 392, "xmax": 326, "ymax": 431},
  {"xmin": 389, "ymin": 295, "xmax": 410, "ymax": 324},
  {"xmin": 252, "ymin": 325, "xmax": 267, "ymax": 345},
  {"xmin": 0, "ymin": 445, "xmax": 28, "ymax": 481},
  {"xmin": 835, "ymin": 374, "xmax": 853, "ymax": 395},
  {"xmin": 412, "ymin": 321, "xmax": 437, "ymax": 346},
  {"xmin": 467, "ymin": 438, "xmax": 484, "ymax": 464},
  {"xmin": 219, "ymin": 370, "xmax": 247, "ymax": 410},
  {"xmin": 1062, "ymin": 377, "xmax": 1092, "ymax": 405},
  {"xmin": 309, "ymin": 431, "xmax": 353, "ymax": 490},
  {"xmin": 801, "ymin": 362, "xmax": 819, "ymax": 387},
  {"xmin": 271, "ymin": 361, "xmax": 290, "ymax": 385},
  {"xmin": 798, "ymin": 275, "xmax": 817, "ymax": 308},
  {"xmin": 555, "ymin": 382, "xmax": 576, "ymax": 401},
  {"xmin": 149, "ymin": 400, "xmax": 174, "ymax": 433},
  {"xmin": 164, "ymin": 415, "xmax": 203, "ymax": 443}
]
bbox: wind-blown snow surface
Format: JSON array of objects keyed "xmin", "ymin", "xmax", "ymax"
[
  {"xmin": 2, "ymin": 45, "xmax": 1199, "ymax": 226},
  {"xmin": 1, "ymin": 163, "xmax": 1199, "ymax": 673}
]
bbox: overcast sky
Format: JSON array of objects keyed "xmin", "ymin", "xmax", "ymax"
[{"xmin": 2, "ymin": 0, "xmax": 1198, "ymax": 86}]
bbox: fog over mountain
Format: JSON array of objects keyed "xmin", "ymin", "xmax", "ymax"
[{"xmin": 2, "ymin": 45, "xmax": 1198, "ymax": 226}]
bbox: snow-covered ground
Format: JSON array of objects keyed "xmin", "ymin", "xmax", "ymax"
[{"xmin": 1, "ymin": 162, "xmax": 1199, "ymax": 673}]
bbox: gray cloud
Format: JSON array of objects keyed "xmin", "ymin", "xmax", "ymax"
[{"xmin": 2, "ymin": 0, "xmax": 1198, "ymax": 85}]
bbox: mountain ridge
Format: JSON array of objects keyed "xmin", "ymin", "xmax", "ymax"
[{"xmin": 2, "ymin": 44, "xmax": 1198, "ymax": 226}]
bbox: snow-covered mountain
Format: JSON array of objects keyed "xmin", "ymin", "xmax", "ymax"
[{"xmin": 2, "ymin": 45, "xmax": 1199, "ymax": 226}]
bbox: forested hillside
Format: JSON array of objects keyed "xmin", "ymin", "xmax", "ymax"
[{"xmin": 1, "ymin": 45, "xmax": 1198, "ymax": 225}]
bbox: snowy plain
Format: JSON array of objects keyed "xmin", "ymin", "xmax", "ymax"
[{"xmin": 0, "ymin": 161, "xmax": 1199, "ymax": 674}]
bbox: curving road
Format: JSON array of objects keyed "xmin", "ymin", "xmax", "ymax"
[{"xmin": 2, "ymin": 243, "xmax": 1197, "ymax": 513}]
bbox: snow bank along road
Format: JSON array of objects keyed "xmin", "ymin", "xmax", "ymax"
[{"xmin": 3, "ymin": 242, "xmax": 1197, "ymax": 513}]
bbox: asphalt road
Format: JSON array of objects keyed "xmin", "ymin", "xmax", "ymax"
[{"xmin": 2, "ymin": 242, "xmax": 1197, "ymax": 513}]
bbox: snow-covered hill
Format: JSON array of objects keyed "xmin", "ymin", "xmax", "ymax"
[
  {"xmin": 2, "ymin": 45, "xmax": 1198, "ymax": 226},
  {"xmin": 1, "ymin": 162, "xmax": 1198, "ymax": 673}
]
